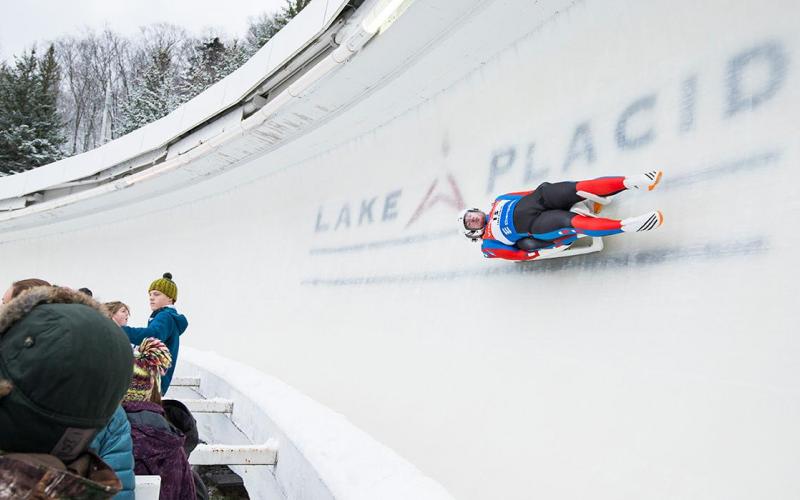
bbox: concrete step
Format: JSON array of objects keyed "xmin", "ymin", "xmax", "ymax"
[
  {"xmin": 172, "ymin": 374, "xmax": 280, "ymax": 471},
  {"xmin": 189, "ymin": 441, "xmax": 279, "ymax": 466},
  {"xmin": 165, "ymin": 385, "xmax": 203, "ymax": 400},
  {"xmin": 134, "ymin": 475, "xmax": 161, "ymax": 499},
  {"xmin": 181, "ymin": 398, "xmax": 234, "ymax": 414},
  {"xmin": 170, "ymin": 376, "xmax": 200, "ymax": 388}
]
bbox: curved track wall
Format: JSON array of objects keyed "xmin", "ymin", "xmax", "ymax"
[{"xmin": 1, "ymin": 1, "xmax": 798, "ymax": 499}]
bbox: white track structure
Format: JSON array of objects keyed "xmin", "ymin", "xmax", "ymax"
[{"xmin": 1, "ymin": 1, "xmax": 799, "ymax": 499}]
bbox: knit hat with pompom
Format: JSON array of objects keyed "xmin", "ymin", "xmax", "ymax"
[
  {"xmin": 123, "ymin": 337, "xmax": 172, "ymax": 403},
  {"xmin": 148, "ymin": 272, "xmax": 178, "ymax": 302}
]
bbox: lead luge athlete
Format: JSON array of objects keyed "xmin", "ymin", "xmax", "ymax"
[{"xmin": 458, "ymin": 171, "xmax": 664, "ymax": 261}]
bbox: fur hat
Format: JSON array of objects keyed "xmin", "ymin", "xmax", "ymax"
[
  {"xmin": 149, "ymin": 272, "xmax": 178, "ymax": 302},
  {"xmin": 0, "ymin": 287, "xmax": 133, "ymax": 461},
  {"xmin": 123, "ymin": 338, "xmax": 172, "ymax": 403}
]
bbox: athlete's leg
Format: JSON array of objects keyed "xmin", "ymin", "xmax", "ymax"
[
  {"xmin": 533, "ymin": 182, "xmax": 583, "ymax": 210},
  {"xmin": 534, "ymin": 171, "xmax": 662, "ymax": 211},
  {"xmin": 530, "ymin": 210, "xmax": 622, "ymax": 239},
  {"xmin": 575, "ymin": 177, "xmax": 626, "ymax": 197},
  {"xmin": 530, "ymin": 209, "xmax": 663, "ymax": 240},
  {"xmin": 575, "ymin": 171, "xmax": 663, "ymax": 207}
]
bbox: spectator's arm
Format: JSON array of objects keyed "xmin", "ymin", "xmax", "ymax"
[{"xmin": 122, "ymin": 312, "xmax": 170, "ymax": 345}]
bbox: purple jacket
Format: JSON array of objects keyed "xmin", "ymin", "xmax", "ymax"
[{"xmin": 123, "ymin": 401, "xmax": 195, "ymax": 500}]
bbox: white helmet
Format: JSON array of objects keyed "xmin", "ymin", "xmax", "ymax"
[{"xmin": 458, "ymin": 208, "xmax": 486, "ymax": 242}]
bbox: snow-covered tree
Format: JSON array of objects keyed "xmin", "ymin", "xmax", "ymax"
[
  {"xmin": 56, "ymin": 29, "xmax": 134, "ymax": 154},
  {"xmin": 117, "ymin": 47, "xmax": 181, "ymax": 135},
  {"xmin": 114, "ymin": 24, "xmax": 192, "ymax": 136},
  {"xmin": 0, "ymin": 1, "xmax": 313, "ymax": 174},
  {"xmin": 34, "ymin": 46, "xmax": 64, "ymax": 153},
  {"xmin": 0, "ymin": 46, "xmax": 65, "ymax": 175},
  {"xmin": 245, "ymin": 0, "xmax": 313, "ymax": 54},
  {"xmin": 279, "ymin": 0, "xmax": 313, "ymax": 23},
  {"xmin": 245, "ymin": 13, "xmax": 282, "ymax": 54},
  {"xmin": 179, "ymin": 36, "xmax": 248, "ymax": 102}
]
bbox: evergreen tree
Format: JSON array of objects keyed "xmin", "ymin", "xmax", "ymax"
[
  {"xmin": 117, "ymin": 47, "xmax": 180, "ymax": 135},
  {"xmin": 245, "ymin": 13, "xmax": 282, "ymax": 54},
  {"xmin": 33, "ymin": 46, "xmax": 64, "ymax": 155},
  {"xmin": 0, "ymin": 46, "xmax": 65, "ymax": 175},
  {"xmin": 0, "ymin": 1, "xmax": 315, "ymax": 171},
  {"xmin": 245, "ymin": 0, "xmax": 312, "ymax": 54},
  {"xmin": 179, "ymin": 37, "xmax": 248, "ymax": 102},
  {"xmin": 278, "ymin": 0, "xmax": 313, "ymax": 24}
]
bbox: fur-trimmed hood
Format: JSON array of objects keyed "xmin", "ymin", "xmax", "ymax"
[
  {"xmin": 0, "ymin": 285, "xmax": 133, "ymax": 461},
  {"xmin": 0, "ymin": 286, "xmax": 109, "ymax": 335}
]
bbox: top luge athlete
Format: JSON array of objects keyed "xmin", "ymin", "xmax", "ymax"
[{"xmin": 458, "ymin": 171, "xmax": 664, "ymax": 261}]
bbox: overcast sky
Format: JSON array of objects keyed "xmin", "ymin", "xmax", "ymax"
[{"xmin": 0, "ymin": 0, "xmax": 286, "ymax": 61}]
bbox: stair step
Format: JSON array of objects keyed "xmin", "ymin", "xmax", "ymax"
[
  {"xmin": 189, "ymin": 441, "xmax": 279, "ymax": 465},
  {"xmin": 170, "ymin": 376, "xmax": 200, "ymax": 387},
  {"xmin": 181, "ymin": 398, "xmax": 234, "ymax": 414},
  {"xmin": 134, "ymin": 475, "xmax": 161, "ymax": 500}
]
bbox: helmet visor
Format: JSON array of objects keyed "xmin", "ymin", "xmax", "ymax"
[{"xmin": 462, "ymin": 209, "xmax": 486, "ymax": 230}]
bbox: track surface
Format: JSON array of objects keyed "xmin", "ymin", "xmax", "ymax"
[{"xmin": 1, "ymin": 1, "xmax": 798, "ymax": 498}]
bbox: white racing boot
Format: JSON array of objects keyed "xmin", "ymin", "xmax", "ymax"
[
  {"xmin": 621, "ymin": 210, "xmax": 664, "ymax": 232},
  {"xmin": 624, "ymin": 170, "xmax": 663, "ymax": 191}
]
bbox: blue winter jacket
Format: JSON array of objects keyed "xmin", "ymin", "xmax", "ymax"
[
  {"xmin": 123, "ymin": 306, "xmax": 188, "ymax": 394},
  {"xmin": 90, "ymin": 406, "xmax": 135, "ymax": 500}
]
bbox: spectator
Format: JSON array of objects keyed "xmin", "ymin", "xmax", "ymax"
[
  {"xmin": 123, "ymin": 338, "xmax": 196, "ymax": 500},
  {"xmin": 90, "ymin": 406, "xmax": 135, "ymax": 500},
  {"xmin": 107, "ymin": 301, "xmax": 131, "ymax": 327},
  {"xmin": 162, "ymin": 399, "xmax": 209, "ymax": 500},
  {"xmin": 1, "ymin": 278, "xmax": 51, "ymax": 304},
  {"xmin": 123, "ymin": 272, "xmax": 187, "ymax": 394},
  {"xmin": 91, "ymin": 304, "xmax": 135, "ymax": 499},
  {"xmin": 0, "ymin": 286, "xmax": 133, "ymax": 498}
]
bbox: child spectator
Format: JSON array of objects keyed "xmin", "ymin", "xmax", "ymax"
[
  {"xmin": 122, "ymin": 272, "xmax": 187, "ymax": 394},
  {"xmin": 91, "ymin": 302, "xmax": 135, "ymax": 498},
  {"xmin": 123, "ymin": 338, "xmax": 195, "ymax": 500},
  {"xmin": 106, "ymin": 301, "xmax": 131, "ymax": 327}
]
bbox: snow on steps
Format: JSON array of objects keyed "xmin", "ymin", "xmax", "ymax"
[
  {"xmin": 169, "ymin": 377, "xmax": 276, "ymax": 466},
  {"xmin": 180, "ymin": 398, "xmax": 234, "ymax": 414},
  {"xmin": 190, "ymin": 442, "xmax": 279, "ymax": 466},
  {"xmin": 134, "ymin": 475, "xmax": 160, "ymax": 500},
  {"xmin": 171, "ymin": 376, "xmax": 199, "ymax": 388}
]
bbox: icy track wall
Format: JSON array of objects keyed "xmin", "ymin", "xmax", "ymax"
[{"xmin": 1, "ymin": 1, "xmax": 798, "ymax": 499}]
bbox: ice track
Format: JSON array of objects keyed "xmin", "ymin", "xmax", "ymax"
[{"xmin": 1, "ymin": 1, "xmax": 798, "ymax": 499}]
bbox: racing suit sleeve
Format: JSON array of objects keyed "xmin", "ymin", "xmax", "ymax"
[
  {"xmin": 481, "ymin": 236, "xmax": 574, "ymax": 261},
  {"xmin": 481, "ymin": 239, "xmax": 539, "ymax": 261},
  {"xmin": 494, "ymin": 190, "xmax": 534, "ymax": 201}
]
